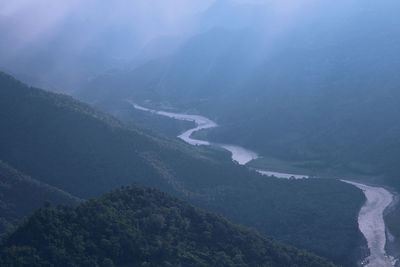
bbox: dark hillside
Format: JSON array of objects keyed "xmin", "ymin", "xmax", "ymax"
[
  {"xmin": 0, "ymin": 72, "xmax": 365, "ymax": 265},
  {"xmin": 0, "ymin": 160, "xmax": 80, "ymax": 233},
  {"xmin": 0, "ymin": 184, "xmax": 336, "ymax": 267}
]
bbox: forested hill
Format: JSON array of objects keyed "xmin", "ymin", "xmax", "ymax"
[
  {"xmin": 0, "ymin": 184, "xmax": 336, "ymax": 267},
  {"xmin": 0, "ymin": 71, "xmax": 207, "ymax": 198},
  {"xmin": 0, "ymin": 160, "xmax": 80, "ymax": 234},
  {"xmin": 0, "ymin": 72, "xmax": 365, "ymax": 265}
]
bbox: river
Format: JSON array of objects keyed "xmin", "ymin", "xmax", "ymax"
[
  {"xmin": 130, "ymin": 101, "xmax": 259, "ymax": 165},
  {"xmin": 129, "ymin": 101, "xmax": 397, "ymax": 266},
  {"xmin": 342, "ymin": 180, "xmax": 396, "ymax": 267}
]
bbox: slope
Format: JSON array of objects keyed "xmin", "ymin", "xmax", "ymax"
[
  {"xmin": 0, "ymin": 160, "xmax": 80, "ymax": 233},
  {"xmin": 0, "ymin": 184, "xmax": 336, "ymax": 267},
  {"xmin": 79, "ymin": 0, "xmax": 400, "ymax": 191},
  {"xmin": 0, "ymin": 72, "xmax": 365, "ymax": 265}
]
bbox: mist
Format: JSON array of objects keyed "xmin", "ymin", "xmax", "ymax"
[
  {"xmin": 0, "ymin": 0, "xmax": 215, "ymax": 91},
  {"xmin": 0, "ymin": 0, "xmax": 374, "ymax": 92},
  {"xmin": 1, "ymin": 1, "xmax": 400, "ymax": 266}
]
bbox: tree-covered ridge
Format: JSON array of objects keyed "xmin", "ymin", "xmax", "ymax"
[
  {"xmin": 0, "ymin": 160, "xmax": 80, "ymax": 234},
  {"xmin": 0, "ymin": 72, "xmax": 125, "ymax": 129},
  {"xmin": 0, "ymin": 71, "xmax": 188, "ymax": 198},
  {"xmin": 0, "ymin": 185, "xmax": 336, "ymax": 267}
]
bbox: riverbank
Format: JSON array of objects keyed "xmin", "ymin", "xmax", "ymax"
[
  {"xmin": 129, "ymin": 101, "xmax": 398, "ymax": 266},
  {"xmin": 249, "ymin": 154, "xmax": 400, "ymax": 266},
  {"xmin": 342, "ymin": 180, "xmax": 396, "ymax": 266}
]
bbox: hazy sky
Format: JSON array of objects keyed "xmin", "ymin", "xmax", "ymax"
[
  {"xmin": 0, "ymin": 0, "xmax": 218, "ymax": 89},
  {"xmin": 1, "ymin": 0, "xmax": 371, "ymax": 64},
  {"xmin": 0, "ymin": 0, "xmax": 216, "ymax": 45},
  {"xmin": 0, "ymin": 0, "xmax": 374, "ymax": 91},
  {"xmin": 0, "ymin": 0, "xmax": 384, "ymax": 49},
  {"xmin": 0, "ymin": 0, "xmax": 330, "ymax": 44}
]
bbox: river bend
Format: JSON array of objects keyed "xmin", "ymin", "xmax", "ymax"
[{"xmin": 130, "ymin": 101, "xmax": 397, "ymax": 266}]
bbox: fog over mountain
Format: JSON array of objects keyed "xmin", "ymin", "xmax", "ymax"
[
  {"xmin": 1, "ymin": 1, "xmax": 400, "ymax": 266},
  {"xmin": 77, "ymin": 0, "xmax": 400, "ymax": 185},
  {"xmin": 1, "ymin": 0, "xmax": 383, "ymax": 92},
  {"xmin": 0, "ymin": 0, "xmax": 214, "ymax": 91}
]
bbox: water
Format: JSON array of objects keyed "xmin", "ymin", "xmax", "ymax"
[
  {"xmin": 130, "ymin": 102, "xmax": 216, "ymax": 146},
  {"xmin": 130, "ymin": 101, "xmax": 397, "ymax": 265},
  {"xmin": 342, "ymin": 180, "xmax": 396, "ymax": 267},
  {"xmin": 130, "ymin": 102, "xmax": 302, "ymax": 170},
  {"xmin": 130, "ymin": 102, "xmax": 257, "ymax": 164},
  {"xmin": 219, "ymin": 144, "xmax": 258, "ymax": 165},
  {"xmin": 130, "ymin": 102, "xmax": 310, "ymax": 174}
]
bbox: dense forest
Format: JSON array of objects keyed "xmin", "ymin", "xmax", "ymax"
[
  {"xmin": 1, "ymin": 0, "xmax": 399, "ymax": 265},
  {"xmin": 0, "ymin": 184, "xmax": 336, "ymax": 267},
  {"xmin": 0, "ymin": 72, "xmax": 365, "ymax": 265},
  {"xmin": 0, "ymin": 160, "xmax": 80, "ymax": 234}
]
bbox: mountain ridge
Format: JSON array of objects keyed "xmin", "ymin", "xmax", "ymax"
[
  {"xmin": 0, "ymin": 184, "xmax": 336, "ymax": 267},
  {"xmin": 0, "ymin": 72, "xmax": 365, "ymax": 265}
]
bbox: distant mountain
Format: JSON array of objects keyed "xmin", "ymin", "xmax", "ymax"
[
  {"xmin": 79, "ymin": 0, "xmax": 400, "ymax": 191},
  {"xmin": 0, "ymin": 72, "xmax": 365, "ymax": 265},
  {"xmin": 0, "ymin": 5, "xmax": 143, "ymax": 93},
  {"xmin": 0, "ymin": 184, "xmax": 336, "ymax": 267},
  {"xmin": 0, "ymin": 160, "xmax": 80, "ymax": 233}
]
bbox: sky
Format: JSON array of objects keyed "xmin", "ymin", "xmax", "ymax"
[
  {"xmin": 0, "ymin": 0, "xmax": 221, "ymax": 90},
  {"xmin": 0, "ymin": 0, "xmax": 376, "ymax": 91},
  {"xmin": 0, "ymin": 0, "xmax": 332, "ymax": 46},
  {"xmin": 0, "ymin": 0, "xmax": 216, "ymax": 45}
]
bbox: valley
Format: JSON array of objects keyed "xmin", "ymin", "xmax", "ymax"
[
  {"xmin": 0, "ymin": 73, "xmax": 366, "ymax": 266},
  {"xmin": 130, "ymin": 101, "xmax": 399, "ymax": 266},
  {"xmin": 1, "ymin": 1, "xmax": 400, "ymax": 266}
]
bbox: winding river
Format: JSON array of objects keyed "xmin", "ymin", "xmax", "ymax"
[
  {"xmin": 342, "ymin": 180, "xmax": 396, "ymax": 267},
  {"xmin": 130, "ymin": 102, "xmax": 259, "ymax": 165},
  {"xmin": 130, "ymin": 101, "xmax": 397, "ymax": 266}
]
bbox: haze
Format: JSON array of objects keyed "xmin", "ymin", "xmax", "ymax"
[
  {"xmin": 1, "ymin": 1, "xmax": 400, "ymax": 266},
  {"xmin": 0, "ymin": 0, "xmax": 379, "ymax": 91}
]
